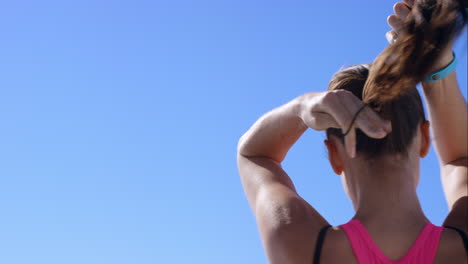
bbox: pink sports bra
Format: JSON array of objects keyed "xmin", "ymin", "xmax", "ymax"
[
  {"xmin": 313, "ymin": 219, "xmax": 467, "ymax": 264},
  {"xmin": 340, "ymin": 220, "xmax": 442, "ymax": 263}
]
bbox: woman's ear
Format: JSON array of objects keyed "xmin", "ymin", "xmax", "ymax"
[
  {"xmin": 325, "ymin": 138, "xmax": 344, "ymax": 175},
  {"xmin": 419, "ymin": 121, "xmax": 431, "ymax": 158}
]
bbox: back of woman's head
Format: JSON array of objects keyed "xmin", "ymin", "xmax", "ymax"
[
  {"xmin": 326, "ymin": 0, "xmax": 467, "ymax": 159},
  {"xmin": 326, "ymin": 64, "xmax": 425, "ymax": 159}
]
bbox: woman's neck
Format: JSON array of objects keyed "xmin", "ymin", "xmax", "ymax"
[{"xmin": 346, "ymin": 155, "xmax": 430, "ymax": 229}]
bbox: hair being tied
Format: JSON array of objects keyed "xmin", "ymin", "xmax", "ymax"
[
  {"xmin": 327, "ymin": 0, "xmax": 467, "ymax": 159},
  {"xmin": 363, "ymin": 0, "xmax": 467, "ymax": 106}
]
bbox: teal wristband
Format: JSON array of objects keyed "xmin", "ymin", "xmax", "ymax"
[{"xmin": 424, "ymin": 52, "xmax": 457, "ymax": 82}]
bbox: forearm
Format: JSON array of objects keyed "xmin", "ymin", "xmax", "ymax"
[
  {"xmin": 422, "ymin": 71, "xmax": 468, "ymax": 165},
  {"xmin": 237, "ymin": 95, "xmax": 309, "ymax": 163}
]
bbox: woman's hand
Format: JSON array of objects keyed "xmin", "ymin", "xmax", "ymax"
[
  {"xmin": 385, "ymin": 0, "xmax": 413, "ymax": 45},
  {"xmin": 298, "ymin": 91, "xmax": 392, "ymax": 158},
  {"xmin": 386, "ymin": 0, "xmax": 454, "ymax": 72}
]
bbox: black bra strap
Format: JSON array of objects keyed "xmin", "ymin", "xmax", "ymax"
[
  {"xmin": 313, "ymin": 225, "xmax": 332, "ymax": 264},
  {"xmin": 444, "ymin": 226, "xmax": 468, "ymax": 252}
]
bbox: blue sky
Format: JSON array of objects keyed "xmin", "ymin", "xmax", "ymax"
[{"xmin": 0, "ymin": 1, "xmax": 466, "ymax": 263}]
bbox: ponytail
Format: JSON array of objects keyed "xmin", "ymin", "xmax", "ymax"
[{"xmin": 363, "ymin": 0, "xmax": 467, "ymax": 107}]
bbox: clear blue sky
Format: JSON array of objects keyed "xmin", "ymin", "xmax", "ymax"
[{"xmin": 0, "ymin": 1, "xmax": 466, "ymax": 263}]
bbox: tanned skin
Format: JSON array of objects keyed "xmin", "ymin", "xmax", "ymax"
[{"xmin": 237, "ymin": 1, "xmax": 467, "ymax": 263}]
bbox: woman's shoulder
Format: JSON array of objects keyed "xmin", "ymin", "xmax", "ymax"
[
  {"xmin": 434, "ymin": 228, "xmax": 467, "ymax": 264},
  {"xmin": 319, "ymin": 226, "xmax": 359, "ymax": 264}
]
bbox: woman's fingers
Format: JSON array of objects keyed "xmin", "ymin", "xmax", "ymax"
[
  {"xmin": 317, "ymin": 90, "xmax": 392, "ymax": 158},
  {"xmin": 343, "ymin": 106, "xmax": 391, "ymax": 158},
  {"xmin": 388, "ymin": 14, "xmax": 404, "ymax": 32},
  {"xmin": 403, "ymin": 0, "xmax": 415, "ymax": 7},
  {"xmin": 387, "ymin": 2, "xmax": 412, "ymax": 42},
  {"xmin": 339, "ymin": 91, "xmax": 390, "ymax": 138},
  {"xmin": 344, "ymin": 126, "xmax": 357, "ymax": 158},
  {"xmin": 356, "ymin": 107, "xmax": 391, "ymax": 138},
  {"xmin": 386, "ymin": 30, "xmax": 398, "ymax": 44},
  {"xmin": 323, "ymin": 91, "xmax": 390, "ymax": 136},
  {"xmin": 309, "ymin": 112, "xmax": 340, "ymax": 131},
  {"xmin": 394, "ymin": 2, "xmax": 411, "ymax": 20}
]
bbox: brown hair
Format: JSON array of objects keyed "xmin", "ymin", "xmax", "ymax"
[{"xmin": 326, "ymin": 0, "xmax": 467, "ymax": 158}]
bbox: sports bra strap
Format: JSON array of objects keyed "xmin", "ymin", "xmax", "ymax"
[
  {"xmin": 313, "ymin": 225, "xmax": 332, "ymax": 264},
  {"xmin": 444, "ymin": 226, "xmax": 468, "ymax": 252}
]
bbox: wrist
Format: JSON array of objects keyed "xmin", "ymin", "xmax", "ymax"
[
  {"xmin": 290, "ymin": 95, "xmax": 309, "ymax": 129},
  {"xmin": 294, "ymin": 92, "xmax": 321, "ymax": 123},
  {"xmin": 428, "ymin": 48, "xmax": 454, "ymax": 73},
  {"xmin": 423, "ymin": 51, "xmax": 457, "ymax": 83}
]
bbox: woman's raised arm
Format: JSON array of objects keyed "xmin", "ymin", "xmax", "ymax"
[
  {"xmin": 388, "ymin": 0, "xmax": 467, "ymax": 232},
  {"xmin": 237, "ymin": 91, "xmax": 390, "ymax": 263},
  {"xmin": 238, "ymin": 91, "xmax": 390, "ymax": 162}
]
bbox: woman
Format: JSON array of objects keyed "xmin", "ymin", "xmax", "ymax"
[{"xmin": 237, "ymin": 0, "xmax": 467, "ymax": 263}]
